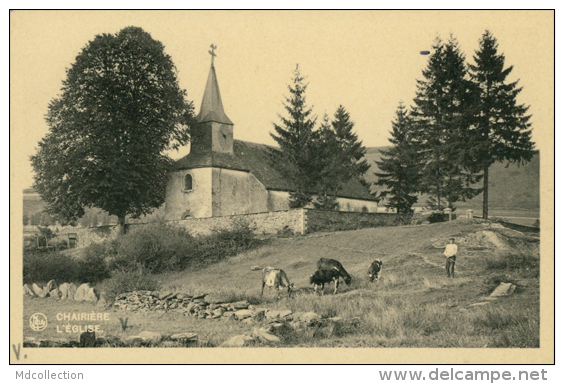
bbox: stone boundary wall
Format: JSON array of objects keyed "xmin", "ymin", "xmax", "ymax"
[
  {"xmin": 73, "ymin": 209, "xmax": 400, "ymax": 248},
  {"xmin": 171, "ymin": 209, "xmax": 305, "ymax": 236},
  {"xmin": 303, "ymin": 209, "xmax": 398, "ymax": 233}
]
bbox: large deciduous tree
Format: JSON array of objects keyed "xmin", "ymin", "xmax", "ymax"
[
  {"xmin": 31, "ymin": 27, "xmax": 195, "ymax": 233},
  {"xmin": 271, "ymin": 65, "xmax": 318, "ymax": 208},
  {"xmin": 411, "ymin": 36, "xmax": 482, "ymax": 210},
  {"xmin": 375, "ymin": 103, "xmax": 423, "ymax": 219},
  {"xmin": 468, "ymin": 30, "xmax": 534, "ymax": 219}
]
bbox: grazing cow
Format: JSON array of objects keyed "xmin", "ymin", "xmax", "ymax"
[
  {"xmin": 261, "ymin": 267, "xmax": 294, "ymax": 299},
  {"xmin": 317, "ymin": 258, "xmax": 352, "ymax": 285},
  {"xmin": 309, "ymin": 267, "xmax": 342, "ymax": 294},
  {"xmin": 368, "ymin": 259, "xmax": 383, "ymax": 282}
]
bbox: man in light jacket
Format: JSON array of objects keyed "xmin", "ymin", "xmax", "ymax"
[{"xmin": 444, "ymin": 238, "xmax": 458, "ymax": 278}]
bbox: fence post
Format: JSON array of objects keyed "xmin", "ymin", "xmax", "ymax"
[{"xmin": 299, "ymin": 209, "xmax": 305, "ymax": 235}]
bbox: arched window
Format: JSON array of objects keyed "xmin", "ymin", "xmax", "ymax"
[{"xmin": 184, "ymin": 174, "xmax": 193, "ymax": 191}]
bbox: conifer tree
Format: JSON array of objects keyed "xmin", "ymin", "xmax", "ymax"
[
  {"xmin": 411, "ymin": 36, "xmax": 481, "ymax": 210},
  {"xmin": 468, "ymin": 30, "xmax": 534, "ymax": 219},
  {"xmin": 271, "ymin": 65, "xmax": 318, "ymax": 208},
  {"xmin": 375, "ymin": 103, "xmax": 422, "ymax": 218},
  {"xmin": 312, "ymin": 114, "xmax": 340, "ymax": 210}
]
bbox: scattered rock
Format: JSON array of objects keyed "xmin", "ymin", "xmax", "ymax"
[
  {"xmin": 252, "ymin": 309, "xmax": 266, "ymax": 322},
  {"xmin": 74, "ymin": 283, "xmax": 91, "ymax": 301},
  {"xmin": 68, "ymin": 283, "xmax": 77, "ymax": 299},
  {"xmin": 469, "ymin": 302, "xmax": 491, "ymax": 307},
  {"xmin": 266, "ymin": 309, "xmax": 281, "ymax": 319},
  {"xmin": 253, "ymin": 328, "xmax": 280, "ymax": 343},
  {"xmin": 490, "ymin": 282, "xmax": 516, "ymax": 297},
  {"xmin": 213, "ymin": 308, "xmax": 225, "ymax": 317},
  {"xmin": 96, "ymin": 296, "xmax": 108, "ymax": 308},
  {"xmin": 59, "ymin": 283, "xmax": 69, "ymax": 299},
  {"xmin": 23, "ymin": 284, "xmax": 35, "ymax": 297},
  {"xmin": 48, "ymin": 288, "xmax": 60, "ymax": 299},
  {"xmin": 269, "ymin": 321, "xmax": 294, "ymax": 336},
  {"xmin": 79, "ymin": 331, "xmax": 96, "ymax": 347},
  {"xmin": 250, "ymin": 265, "xmax": 262, "ymax": 271},
  {"xmin": 170, "ymin": 333, "xmax": 198, "ymax": 342},
  {"xmin": 234, "ymin": 309, "xmax": 253, "ymax": 320},
  {"xmin": 230, "ymin": 300, "xmax": 250, "ymax": 310},
  {"xmin": 299, "ymin": 312, "xmax": 321, "ymax": 324},
  {"xmin": 221, "ymin": 334, "xmax": 255, "ymax": 347},
  {"xmin": 32, "ymin": 283, "xmax": 45, "ymax": 297},
  {"xmin": 45, "ymin": 279, "xmax": 56, "ymax": 292},
  {"xmin": 138, "ymin": 331, "xmax": 163, "ymax": 343}
]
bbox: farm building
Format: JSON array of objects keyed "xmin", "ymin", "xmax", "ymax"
[{"xmin": 165, "ymin": 60, "xmax": 377, "ymax": 220}]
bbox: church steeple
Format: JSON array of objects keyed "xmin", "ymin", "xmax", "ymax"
[
  {"xmin": 191, "ymin": 45, "xmax": 234, "ymax": 154},
  {"xmin": 196, "ymin": 45, "xmax": 233, "ymax": 125}
]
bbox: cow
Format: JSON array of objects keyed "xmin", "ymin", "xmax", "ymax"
[
  {"xmin": 316, "ymin": 258, "xmax": 352, "ymax": 285},
  {"xmin": 261, "ymin": 267, "xmax": 294, "ymax": 299},
  {"xmin": 368, "ymin": 259, "xmax": 383, "ymax": 282},
  {"xmin": 309, "ymin": 267, "xmax": 342, "ymax": 295}
]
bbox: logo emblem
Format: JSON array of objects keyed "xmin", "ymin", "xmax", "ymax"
[{"xmin": 29, "ymin": 313, "xmax": 47, "ymax": 331}]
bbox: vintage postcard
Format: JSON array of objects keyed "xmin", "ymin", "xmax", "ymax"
[{"xmin": 10, "ymin": 10, "xmax": 554, "ymax": 364}]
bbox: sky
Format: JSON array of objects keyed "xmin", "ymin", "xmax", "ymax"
[{"xmin": 10, "ymin": 10, "xmax": 554, "ymax": 189}]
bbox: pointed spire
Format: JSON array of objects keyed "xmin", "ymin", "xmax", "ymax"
[{"xmin": 196, "ymin": 58, "xmax": 233, "ymax": 125}]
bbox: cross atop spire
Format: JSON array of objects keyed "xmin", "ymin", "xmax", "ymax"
[{"xmin": 209, "ymin": 44, "xmax": 217, "ymax": 65}]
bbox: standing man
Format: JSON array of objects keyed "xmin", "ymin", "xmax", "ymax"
[{"xmin": 444, "ymin": 238, "xmax": 458, "ymax": 278}]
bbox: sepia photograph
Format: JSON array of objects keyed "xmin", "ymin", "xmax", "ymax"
[{"xmin": 10, "ymin": 10, "xmax": 554, "ymax": 364}]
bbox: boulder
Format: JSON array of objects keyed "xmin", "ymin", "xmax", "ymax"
[
  {"xmin": 252, "ymin": 309, "xmax": 266, "ymax": 322},
  {"xmin": 48, "ymin": 288, "xmax": 60, "ymax": 299},
  {"xmin": 490, "ymin": 282, "xmax": 516, "ymax": 297},
  {"xmin": 220, "ymin": 334, "xmax": 255, "ymax": 347},
  {"xmin": 67, "ymin": 283, "xmax": 77, "ymax": 299},
  {"xmin": 234, "ymin": 309, "xmax": 254, "ymax": 320},
  {"xmin": 222, "ymin": 312, "xmax": 236, "ymax": 321},
  {"xmin": 96, "ymin": 296, "xmax": 109, "ymax": 308},
  {"xmin": 45, "ymin": 279, "xmax": 56, "ymax": 292},
  {"xmin": 59, "ymin": 283, "xmax": 69, "ymax": 299},
  {"xmin": 78, "ymin": 331, "xmax": 96, "ymax": 347},
  {"xmin": 74, "ymin": 283, "xmax": 98, "ymax": 303},
  {"xmin": 279, "ymin": 309, "xmax": 293, "ymax": 319},
  {"xmin": 185, "ymin": 302, "xmax": 196, "ymax": 313},
  {"xmin": 23, "ymin": 284, "xmax": 35, "ymax": 297},
  {"xmin": 252, "ymin": 328, "xmax": 280, "ymax": 343},
  {"xmin": 32, "ymin": 283, "xmax": 46, "ymax": 298},
  {"xmin": 138, "ymin": 331, "xmax": 162, "ymax": 343},
  {"xmin": 266, "ymin": 310, "xmax": 281, "ymax": 319},
  {"xmin": 230, "ymin": 300, "xmax": 250, "ymax": 310},
  {"xmin": 299, "ymin": 312, "xmax": 321, "ymax": 324},
  {"xmin": 269, "ymin": 321, "xmax": 294, "ymax": 336},
  {"xmin": 170, "ymin": 333, "xmax": 198, "ymax": 342},
  {"xmin": 213, "ymin": 308, "xmax": 225, "ymax": 317}
]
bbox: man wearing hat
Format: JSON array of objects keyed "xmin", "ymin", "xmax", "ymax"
[{"xmin": 444, "ymin": 238, "xmax": 458, "ymax": 278}]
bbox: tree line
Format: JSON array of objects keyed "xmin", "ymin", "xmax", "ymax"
[{"xmin": 376, "ymin": 31, "xmax": 534, "ymax": 219}]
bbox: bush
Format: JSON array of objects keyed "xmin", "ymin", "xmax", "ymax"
[
  {"xmin": 76, "ymin": 253, "xmax": 111, "ymax": 284},
  {"xmin": 96, "ymin": 269, "xmax": 161, "ymax": 303},
  {"xmin": 109, "ymin": 218, "xmax": 262, "ymax": 273},
  {"xmin": 23, "ymin": 251, "xmax": 78, "ymax": 284},
  {"xmin": 427, "ymin": 212, "xmax": 446, "ymax": 223}
]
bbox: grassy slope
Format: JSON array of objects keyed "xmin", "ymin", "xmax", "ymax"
[
  {"xmin": 24, "ymin": 220, "xmax": 539, "ymax": 348},
  {"xmin": 365, "ymin": 147, "xmax": 540, "ymax": 211}
]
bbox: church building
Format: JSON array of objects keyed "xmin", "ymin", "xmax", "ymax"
[{"xmin": 165, "ymin": 53, "xmax": 377, "ymax": 220}]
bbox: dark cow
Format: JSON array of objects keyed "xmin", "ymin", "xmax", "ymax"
[
  {"xmin": 317, "ymin": 258, "xmax": 352, "ymax": 285},
  {"xmin": 368, "ymin": 259, "xmax": 383, "ymax": 282},
  {"xmin": 309, "ymin": 268, "xmax": 342, "ymax": 295},
  {"xmin": 261, "ymin": 267, "xmax": 294, "ymax": 299}
]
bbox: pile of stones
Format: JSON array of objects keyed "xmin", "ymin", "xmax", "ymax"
[{"xmin": 24, "ymin": 281, "xmax": 103, "ymax": 306}]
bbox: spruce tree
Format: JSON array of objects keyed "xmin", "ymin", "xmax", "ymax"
[
  {"xmin": 469, "ymin": 30, "xmax": 534, "ymax": 219},
  {"xmin": 312, "ymin": 114, "xmax": 340, "ymax": 210},
  {"xmin": 375, "ymin": 103, "xmax": 422, "ymax": 219},
  {"xmin": 411, "ymin": 36, "xmax": 481, "ymax": 210},
  {"xmin": 271, "ymin": 65, "xmax": 318, "ymax": 208}
]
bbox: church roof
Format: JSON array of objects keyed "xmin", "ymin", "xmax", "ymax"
[
  {"xmin": 173, "ymin": 140, "xmax": 376, "ymax": 202},
  {"xmin": 196, "ymin": 64, "xmax": 233, "ymax": 125}
]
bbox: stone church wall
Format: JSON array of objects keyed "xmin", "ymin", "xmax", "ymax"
[
  {"xmin": 165, "ymin": 167, "xmax": 213, "ymax": 219},
  {"xmin": 212, "ymin": 168, "xmax": 269, "ymax": 216}
]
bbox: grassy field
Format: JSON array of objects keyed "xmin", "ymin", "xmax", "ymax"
[{"xmin": 23, "ymin": 219, "xmax": 540, "ymax": 348}]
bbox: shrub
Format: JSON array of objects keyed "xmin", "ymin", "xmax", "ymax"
[
  {"xmin": 427, "ymin": 212, "xmax": 446, "ymax": 223},
  {"xmin": 96, "ymin": 269, "xmax": 161, "ymax": 303},
  {"xmin": 23, "ymin": 251, "xmax": 78, "ymax": 284},
  {"xmin": 76, "ymin": 253, "xmax": 111, "ymax": 284}
]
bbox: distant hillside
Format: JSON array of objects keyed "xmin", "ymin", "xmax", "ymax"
[{"xmin": 363, "ymin": 147, "xmax": 540, "ymax": 210}]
